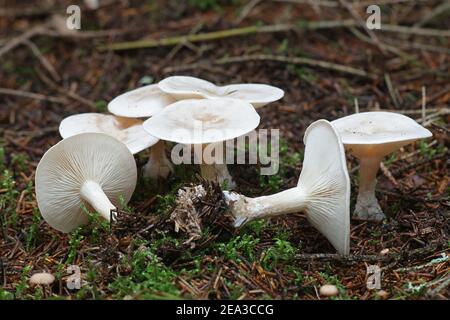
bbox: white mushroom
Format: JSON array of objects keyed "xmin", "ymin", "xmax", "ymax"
[
  {"xmin": 29, "ymin": 272, "xmax": 55, "ymax": 286},
  {"xmin": 59, "ymin": 113, "xmax": 158, "ymax": 154},
  {"xmin": 143, "ymin": 98, "xmax": 260, "ymax": 188},
  {"xmin": 35, "ymin": 133, "xmax": 137, "ymax": 233},
  {"xmin": 144, "ymin": 139, "xmax": 174, "ymax": 180},
  {"xmin": 319, "ymin": 284, "xmax": 340, "ymax": 297},
  {"xmin": 223, "ymin": 120, "xmax": 350, "ymax": 255},
  {"xmin": 108, "ymin": 84, "xmax": 175, "ymax": 118},
  {"xmin": 108, "ymin": 85, "xmax": 176, "ymax": 180},
  {"xmin": 158, "ymin": 76, "xmax": 284, "ymax": 108},
  {"xmin": 332, "ymin": 111, "xmax": 432, "ymax": 222}
]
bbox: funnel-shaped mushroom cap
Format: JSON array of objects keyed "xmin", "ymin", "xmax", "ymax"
[
  {"xmin": 299, "ymin": 120, "xmax": 350, "ymax": 255},
  {"xmin": 332, "ymin": 112, "xmax": 432, "ymax": 158},
  {"xmin": 59, "ymin": 113, "xmax": 158, "ymax": 154},
  {"xmin": 35, "ymin": 133, "xmax": 137, "ymax": 233},
  {"xmin": 143, "ymin": 98, "xmax": 260, "ymax": 144},
  {"xmin": 108, "ymin": 84, "xmax": 176, "ymax": 118},
  {"xmin": 158, "ymin": 76, "xmax": 284, "ymax": 108}
]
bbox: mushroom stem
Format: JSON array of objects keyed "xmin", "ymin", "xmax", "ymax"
[
  {"xmin": 354, "ymin": 156, "xmax": 384, "ymax": 221},
  {"xmin": 224, "ymin": 187, "xmax": 307, "ymax": 227},
  {"xmin": 218, "ymin": 120, "xmax": 350, "ymax": 255},
  {"xmin": 80, "ymin": 181, "xmax": 116, "ymax": 221},
  {"xmin": 199, "ymin": 163, "xmax": 235, "ymax": 188},
  {"xmin": 196, "ymin": 143, "xmax": 236, "ymax": 188},
  {"xmin": 144, "ymin": 140, "xmax": 174, "ymax": 179}
]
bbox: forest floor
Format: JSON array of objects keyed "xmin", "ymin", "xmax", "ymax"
[{"xmin": 0, "ymin": 0, "xmax": 449, "ymax": 300}]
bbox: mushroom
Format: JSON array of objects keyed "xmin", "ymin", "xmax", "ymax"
[
  {"xmin": 29, "ymin": 272, "xmax": 55, "ymax": 286},
  {"xmin": 332, "ymin": 111, "xmax": 432, "ymax": 221},
  {"xmin": 108, "ymin": 84, "xmax": 176, "ymax": 180},
  {"xmin": 319, "ymin": 284, "xmax": 340, "ymax": 297},
  {"xmin": 29, "ymin": 272, "xmax": 55, "ymax": 298},
  {"xmin": 158, "ymin": 76, "xmax": 284, "ymax": 108},
  {"xmin": 223, "ymin": 120, "xmax": 350, "ymax": 255},
  {"xmin": 35, "ymin": 132, "xmax": 137, "ymax": 233},
  {"xmin": 59, "ymin": 113, "xmax": 158, "ymax": 154},
  {"xmin": 108, "ymin": 84, "xmax": 175, "ymax": 118},
  {"xmin": 143, "ymin": 98, "xmax": 260, "ymax": 187}
]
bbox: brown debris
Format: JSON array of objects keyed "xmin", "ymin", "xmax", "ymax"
[{"xmin": 170, "ymin": 180, "xmax": 234, "ymax": 248}]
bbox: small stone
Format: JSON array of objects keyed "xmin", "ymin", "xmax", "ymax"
[
  {"xmin": 319, "ymin": 284, "xmax": 339, "ymax": 297},
  {"xmin": 376, "ymin": 290, "xmax": 389, "ymax": 300},
  {"xmin": 29, "ymin": 272, "xmax": 55, "ymax": 286},
  {"xmin": 380, "ymin": 248, "xmax": 389, "ymax": 255}
]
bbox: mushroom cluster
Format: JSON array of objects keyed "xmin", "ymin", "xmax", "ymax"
[
  {"xmin": 143, "ymin": 98, "xmax": 261, "ymax": 187},
  {"xmin": 34, "ymin": 74, "xmax": 433, "ymax": 258},
  {"xmin": 56, "ymin": 76, "xmax": 284, "ymax": 184}
]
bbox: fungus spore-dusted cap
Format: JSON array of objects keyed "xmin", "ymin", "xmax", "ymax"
[
  {"xmin": 158, "ymin": 76, "xmax": 284, "ymax": 108},
  {"xmin": 300, "ymin": 120, "xmax": 350, "ymax": 255},
  {"xmin": 143, "ymin": 98, "xmax": 260, "ymax": 144},
  {"xmin": 59, "ymin": 113, "xmax": 158, "ymax": 154},
  {"xmin": 332, "ymin": 112, "xmax": 432, "ymax": 157},
  {"xmin": 108, "ymin": 84, "xmax": 176, "ymax": 118},
  {"xmin": 35, "ymin": 133, "xmax": 137, "ymax": 233}
]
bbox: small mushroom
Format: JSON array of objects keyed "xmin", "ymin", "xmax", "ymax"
[
  {"xmin": 332, "ymin": 111, "xmax": 432, "ymax": 222},
  {"xmin": 108, "ymin": 85, "xmax": 176, "ymax": 180},
  {"xmin": 143, "ymin": 98, "xmax": 260, "ymax": 187},
  {"xmin": 35, "ymin": 133, "xmax": 137, "ymax": 232},
  {"xmin": 158, "ymin": 76, "xmax": 284, "ymax": 108},
  {"xmin": 376, "ymin": 290, "xmax": 389, "ymax": 300},
  {"xmin": 29, "ymin": 272, "xmax": 55, "ymax": 298},
  {"xmin": 29, "ymin": 272, "xmax": 55, "ymax": 286},
  {"xmin": 59, "ymin": 113, "xmax": 158, "ymax": 154},
  {"xmin": 223, "ymin": 120, "xmax": 350, "ymax": 255},
  {"xmin": 319, "ymin": 284, "xmax": 340, "ymax": 297}
]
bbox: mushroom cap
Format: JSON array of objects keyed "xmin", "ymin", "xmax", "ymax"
[
  {"xmin": 35, "ymin": 133, "xmax": 137, "ymax": 233},
  {"xmin": 29, "ymin": 272, "xmax": 55, "ymax": 286},
  {"xmin": 108, "ymin": 84, "xmax": 176, "ymax": 118},
  {"xmin": 158, "ymin": 76, "xmax": 284, "ymax": 108},
  {"xmin": 332, "ymin": 112, "xmax": 432, "ymax": 158},
  {"xmin": 299, "ymin": 120, "xmax": 350, "ymax": 255},
  {"xmin": 319, "ymin": 284, "xmax": 340, "ymax": 297},
  {"xmin": 143, "ymin": 98, "xmax": 260, "ymax": 144},
  {"xmin": 59, "ymin": 113, "xmax": 158, "ymax": 154}
]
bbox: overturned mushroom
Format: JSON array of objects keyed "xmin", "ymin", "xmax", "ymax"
[
  {"xmin": 158, "ymin": 76, "xmax": 284, "ymax": 108},
  {"xmin": 35, "ymin": 133, "xmax": 137, "ymax": 233},
  {"xmin": 60, "ymin": 113, "xmax": 171, "ymax": 179},
  {"xmin": 108, "ymin": 85, "xmax": 176, "ymax": 180},
  {"xmin": 332, "ymin": 111, "xmax": 432, "ymax": 222},
  {"xmin": 143, "ymin": 98, "xmax": 260, "ymax": 187},
  {"xmin": 223, "ymin": 120, "xmax": 350, "ymax": 255},
  {"xmin": 173, "ymin": 120, "xmax": 350, "ymax": 254}
]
